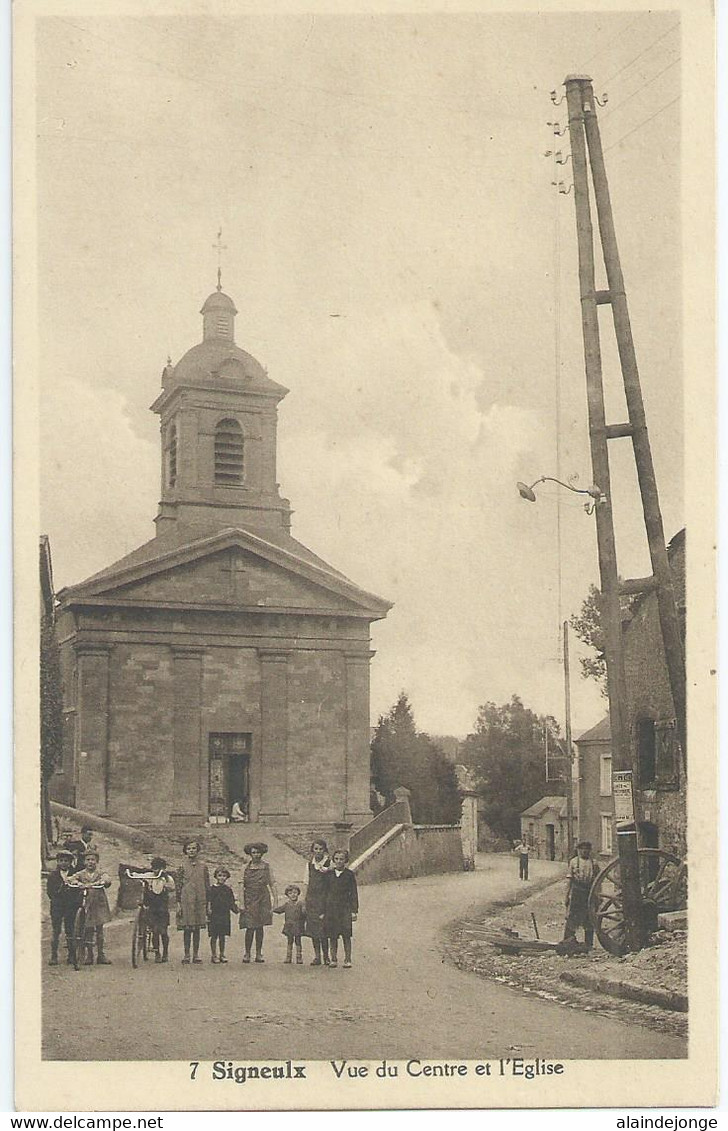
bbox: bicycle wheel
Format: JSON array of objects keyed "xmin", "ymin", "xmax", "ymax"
[
  {"xmin": 141, "ymin": 921, "xmax": 149, "ymax": 962},
  {"xmin": 72, "ymin": 908, "xmax": 86, "ymax": 971},
  {"xmin": 131, "ymin": 907, "xmax": 144, "ymax": 969}
]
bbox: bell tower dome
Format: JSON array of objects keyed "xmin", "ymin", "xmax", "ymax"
[
  {"xmin": 201, "ymin": 288, "xmax": 237, "ymax": 342},
  {"xmin": 151, "ymin": 285, "xmax": 291, "ymax": 539}
]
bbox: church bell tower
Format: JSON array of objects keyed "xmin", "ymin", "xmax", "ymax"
[{"xmin": 151, "ymin": 285, "xmax": 292, "ymax": 538}]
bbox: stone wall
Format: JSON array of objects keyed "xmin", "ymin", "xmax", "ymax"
[
  {"xmin": 354, "ymin": 824, "xmax": 464, "ymax": 885},
  {"xmin": 623, "ymin": 532, "xmax": 686, "ymax": 856},
  {"xmin": 52, "ymin": 602, "xmax": 374, "ymax": 828}
]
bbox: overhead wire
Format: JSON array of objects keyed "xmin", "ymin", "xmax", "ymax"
[
  {"xmin": 581, "ymin": 13, "xmax": 649, "ymax": 69},
  {"xmin": 601, "ymin": 55, "xmax": 680, "ymax": 120},
  {"xmin": 602, "ymin": 95, "xmax": 680, "ymax": 154},
  {"xmin": 601, "ymin": 21, "xmax": 680, "ymax": 85}
]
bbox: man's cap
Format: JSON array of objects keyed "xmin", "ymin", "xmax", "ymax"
[{"xmin": 576, "ymin": 840, "xmax": 592, "ymax": 850}]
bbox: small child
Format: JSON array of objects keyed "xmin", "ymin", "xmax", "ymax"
[
  {"xmin": 65, "ymin": 850, "xmax": 113, "ymax": 965},
  {"xmin": 324, "ymin": 849, "xmax": 359, "ymax": 969},
  {"xmin": 46, "ymin": 849, "xmax": 82, "ymax": 965},
  {"xmin": 273, "ymin": 884, "xmax": 306, "ymax": 964},
  {"xmin": 207, "ymin": 867, "xmax": 238, "ymax": 964}
]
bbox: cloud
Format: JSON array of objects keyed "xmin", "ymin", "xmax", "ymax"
[
  {"xmin": 278, "ymin": 299, "xmax": 571, "ymax": 732},
  {"xmin": 41, "ymin": 377, "xmax": 158, "ymax": 587}
]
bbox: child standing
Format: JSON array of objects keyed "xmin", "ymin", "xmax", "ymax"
[
  {"xmin": 324, "ymin": 849, "xmax": 358, "ymax": 969},
  {"xmin": 131, "ymin": 857, "xmax": 176, "ymax": 963},
  {"xmin": 65, "ymin": 849, "xmax": 113, "ymax": 965},
  {"xmin": 176, "ymin": 839, "xmax": 210, "ymax": 964},
  {"xmin": 273, "ymin": 885, "xmax": 306, "ymax": 964},
  {"xmin": 46, "ymin": 849, "xmax": 82, "ymax": 965},
  {"xmin": 207, "ymin": 867, "xmax": 238, "ymax": 964},
  {"xmin": 302, "ymin": 838, "xmax": 332, "ymax": 966},
  {"xmin": 239, "ymin": 842, "xmax": 277, "ymax": 963}
]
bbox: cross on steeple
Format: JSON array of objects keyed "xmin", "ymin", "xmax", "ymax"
[{"xmin": 213, "ymin": 226, "xmax": 227, "ymax": 292}]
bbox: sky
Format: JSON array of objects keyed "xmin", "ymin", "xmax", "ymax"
[{"xmin": 36, "ymin": 10, "xmax": 682, "ymax": 737}]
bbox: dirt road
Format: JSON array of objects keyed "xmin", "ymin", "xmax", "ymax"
[{"xmin": 43, "ymin": 855, "xmax": 686, "ymax": 1061}]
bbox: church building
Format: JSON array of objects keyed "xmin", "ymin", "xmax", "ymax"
[{"xmin": 52, "ymin": 284, "xmax": 391, "ymax": 832}]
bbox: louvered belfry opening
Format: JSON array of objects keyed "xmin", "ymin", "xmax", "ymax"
[
  {"xmin": 214, "ymin": 418, "xmax": 244, "ymax": 484},
  {"xmin": 167, "ymin": 422, "xmax": 177, "ymax": 487}
]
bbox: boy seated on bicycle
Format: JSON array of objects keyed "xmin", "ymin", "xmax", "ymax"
[
  {"xmin": 123, "ymin": 857, "xmax": 176, "ymax": 962},
  {"xmin": 65, "ymin": 850, "xmax": 113, "ymax": 965}
]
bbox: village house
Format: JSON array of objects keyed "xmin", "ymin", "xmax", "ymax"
[
  {"xmin": 568, "ymin": 527, "xmax": 686, "ymax": 861},
  {"xmin": 51, "ymin": 284, "xmax": 391, "ymax": 834}
]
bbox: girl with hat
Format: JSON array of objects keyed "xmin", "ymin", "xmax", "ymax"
[{"xmin": 239, "ymin": 843, "xmax": 277, "ymax": 963}]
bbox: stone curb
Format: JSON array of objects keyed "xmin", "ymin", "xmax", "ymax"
[{"xmin": 560, "ymin": 970, "xmax": 689, "ymax": 1013}]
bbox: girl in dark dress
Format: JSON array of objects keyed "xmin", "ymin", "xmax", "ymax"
[
  {"xmin": 207, "ymin": 866, "xmax": 239, "ymax": 963},
  {"xmin": 324, "ymin": 849, "xmax": 359, "ymax": 968},
  {"xmin": 302, "ymin": 838, "xmax": 332, "ymax": 966},
  {"xmin": 239, "ymin": 843, "xmax": 277, "ymax": 963}
]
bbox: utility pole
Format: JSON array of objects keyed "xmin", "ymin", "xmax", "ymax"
[
  {"xmin": 563, "ymin": 74, "xmax": 644, "ymax": 951},
  {"xmin": 581, "ymin": 98, "xmax": 687, "ymax": 766},
  {"xmin": 563, "ymin": 621, "xmax": 575, "ymax": 860}
]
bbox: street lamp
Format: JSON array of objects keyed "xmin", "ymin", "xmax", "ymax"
[
  {"xmin": 516, "ymin": 473, "xmax": 606, "ymax": 862},
  {"xmin": 516, "ymin": 475, "xmax": 605, "ymax": 514}
]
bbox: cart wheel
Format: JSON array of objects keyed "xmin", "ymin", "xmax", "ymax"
[
  {"xmin": 588, "ymin": 848, "xmax": 684, "ymax": 956},
  {"xmin": 131, "ymin": 907, "xmax": 143, "ymax": 969},
  {"xmin": 72, "ymin": 908, "xmax": 86, "ymax": 971}
]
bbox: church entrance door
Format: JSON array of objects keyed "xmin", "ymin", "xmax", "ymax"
[{"xmin": 208, "ymin": 733, "xmax": 251, "ymax": 822}]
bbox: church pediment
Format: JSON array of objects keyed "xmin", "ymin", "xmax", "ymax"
[{"xmin": 59, "ymin": 528, "xmax": 391, "ymax": 619}]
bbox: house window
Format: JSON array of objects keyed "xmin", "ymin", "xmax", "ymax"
[
  {"xmin": 214, "ymin": 418, "xmax": 244, "ymax": 484},
  {"xmin": 600, "ymin": 814, "xmax": 613, "ymax": 855},
  {"xmin": 654, "ymin": 719, "xmax": 679, "ymax": 787},
  {"xmin": 636, "ymin": 717, "xmax": 656, "ymax": 786},
  {"xmin": 166, "ymin": 422, "xmax": 177, "ymax": 488},
  {"xmin": 600, "ymin": 753, "xmax": 612, "ymax": 796}
]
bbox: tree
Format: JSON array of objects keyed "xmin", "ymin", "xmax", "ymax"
[
  {"xmin": 460, "ymin": 695, "xmax": 563, "ymax": 841},
  {"xmin": 371, "ymin": 692, "xmax": 461, "ymax": 824},
  {"xmin": 570, "ymin": 584, "xmax": 637, "ymax": 696},
  {"xmin": 41, "ymin": 618, "xmax": 64, "ymax": 784}
]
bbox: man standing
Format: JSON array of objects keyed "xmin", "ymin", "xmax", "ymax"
[
  {"xmin": 563, "ymin": 840, "xmax": 599, "ymax": 949},
  {"xmin": 512, "ymin": 837, "xmax": 530, "ymax": 880}
]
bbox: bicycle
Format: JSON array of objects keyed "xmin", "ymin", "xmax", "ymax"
[
  {"xmin": 119, "ymin": 865, "xmax": 174, "ymax": 968},
  {"xmin": 69, "ymin": 882, "xmax": 110, "ymax": 971}
]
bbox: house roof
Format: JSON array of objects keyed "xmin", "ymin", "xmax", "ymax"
[
  {"xmin": 574, "ymin": 715, "xmax": 611, "ymax": 745},
  {"xmin": 521, "ymin": 795, "xmax": 568, "ymax": 819}
]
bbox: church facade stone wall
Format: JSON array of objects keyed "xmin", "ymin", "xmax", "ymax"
[{"xmin": 51, "ymin": 284, "xmax": 390, "ymax": 832}]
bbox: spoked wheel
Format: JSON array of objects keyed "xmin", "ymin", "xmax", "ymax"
[
  {"xmin": 131, "ymin": 907, "xmax": 144, "ymax": 969},
  {"xmin": 589, "ymin": 848, "xmax": 685, "ymax": 956},
  {"xmin": 72, "ymin": 907, "xmax": 87, "ymax": 971}
]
